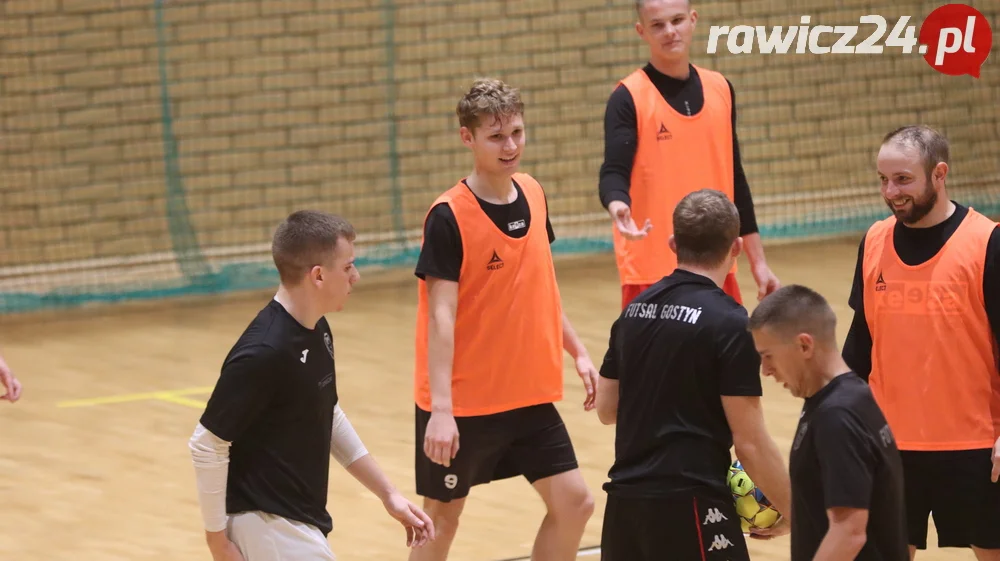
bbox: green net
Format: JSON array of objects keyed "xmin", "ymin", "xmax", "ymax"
[{"xmin": 1, "ymin": 0, "xmax": 997, "ymax": 315}]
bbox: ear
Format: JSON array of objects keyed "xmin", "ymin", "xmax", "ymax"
[
  {"xmin": 932, "ymin": 161, "xmax": 948, "ymax": 188},
  {"xmin": 731, "ymin": 236, "xmax": 743, "ymax": 258},
  {"xmin": 668, "ymin": 235, "xmax": 677, "ymax": 255},
  {"xmin": 690, "ymin": 9, "xmax": 698, "ymax": 26},
  {"xmin": 796, "ymin": 332, "xmax": 815, "ymax": 358},
  {"xmin": 309, "ymin": 264, "xmax": 324, "ymax": 284},
  {"xmin": 635, "ymin": 21, "xmax": 643, "ymax": 37},
  {"xmin": 459, "ymin": 126, "xmax": 475, "ymax": 148}
]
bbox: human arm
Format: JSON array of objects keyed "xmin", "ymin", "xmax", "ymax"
[
  {"xmin": 423, "ymin": 276, "xmax": 460, "ymax": 467},
  {"xmin": 727, "ymin": 80, "xmax": 778, "ymax": 299},
  {"xmin": 841, "ymin": 234, "xmax": 873, "ymax": 380},
  {"xmin": 718, "ymin": 316, "xmax": 792, "ymax": 524},
  {"xmin": 332, "ymin": 405, "xmax": 434, "ymax": 548},
  {"xmin": 598, "ymin": 85, "xmax": 652, "ymax": 240},
  {"xmin": 188, "ymin": 424, "xmax": 244, "ymax": 561},
  {"xmin": 985, "ymin": 226, "xmax": 1000, "ymax": 482},
  {"xmin": 809, "ymin": 409, "xmax": 880, "ymax": 559},
  {"xmin": 191, "ymin": 349, "xmax": 280, "ymax": 560},
  {"xmin": 0, "ymin": 351, "xmax": 22, "ymax": 403},
  {"xmin": 596, "ymin": 318, "xmax": 621, "ymax": 424},
  {"xmin": 722, "ymin": 396, "xmax": 792, "ymax": 524},
  {"xmin": 563, "ymin": 312, "xmax": 598, "ymax": 411},
  {"xmin": 811, "ymin": 508, "xmax": 870, "ymax": 560}
]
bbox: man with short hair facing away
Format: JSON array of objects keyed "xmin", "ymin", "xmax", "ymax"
[
  {"xmin": 190, "ymin": 210, "xmax": 435, "ymax": 561},
  {"xmin": 600, "ymin": 0, "xmax": 780, "ymax": 309},
  {"xmin": 595, "ymin": 189, "xmax": 791, "ymax": 561},
  {"xmin": 410, "ymin": 78, "xmax": 599, "ymax": 561},
  {"xmin": 748, "ymin": 284, "xmax": 909, "ymax": 561},
  {"xmin": 841, "ymin": 125, "xmax": 1000, "ymax": 560}
]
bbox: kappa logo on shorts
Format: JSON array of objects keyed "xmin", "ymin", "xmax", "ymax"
[
  {"xmin": 707, "ymin": 534, "xmax": 735, "ymax": 551},
  {"xmin": 444, "ymin": 474, "xmax": 458, "ymax": 489},
  {"xmin": 703, "ymin": 507, "xmax": 729, "ymax": 525},
  {"xmin": 487, "ymin": 250, "xmax": 504, "ymax": 271}
]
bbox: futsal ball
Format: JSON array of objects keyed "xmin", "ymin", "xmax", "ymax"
[{"xmin": 727, "ymin": 460, "xmax": 781, "ymax": 533}]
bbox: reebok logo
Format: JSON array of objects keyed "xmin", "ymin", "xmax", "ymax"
[
  {"xmin": 487, "ymin": 250, "xmax": 504, "ymax": 271},
  {"xmin": 703, "ymin": 508, "xmax": 728, "ymax": 525},
  {"xmin": 707, "ymin": 534, "xmax": 734, "ymax": 551},
  {"xmin": 656, "ymin": 122, "xmax": 672, "ymax": 141}
]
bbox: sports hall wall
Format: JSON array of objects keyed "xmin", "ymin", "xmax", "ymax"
[{"xmin": 1, "ymin": 0, "xmax": 998, "ymax": 315}]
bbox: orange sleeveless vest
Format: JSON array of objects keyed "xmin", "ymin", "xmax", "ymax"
[
  {"xmin": 862, "ymin": 209, "xmax": 1000, "ymax": 451},
  {"xmin": 414, "ymin": 173, "xmax": 565, "ymax": 417},
  {"xmin": 613, "ymin": 65, "xmax": 737, "ymax": 287}
]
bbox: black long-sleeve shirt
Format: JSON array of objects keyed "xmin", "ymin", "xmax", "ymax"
[
  {"xmin": 841, "ymin": 203, "xmax": 1000, "ymax": 379},
  {"xmin": 598, "ymin": 63, "xmax": 759, "ymax": 237}
]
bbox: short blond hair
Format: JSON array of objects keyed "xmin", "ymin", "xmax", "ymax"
[{"xmin": 456, "ymin": 77, "xmax": 524, "ymax": 133}]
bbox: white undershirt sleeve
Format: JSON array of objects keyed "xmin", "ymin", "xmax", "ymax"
[
  {"xmin": 330, "ymin": 404, "xmax": 369, "ymax": 467},
  {"xmin": 188, "ymin": 423, "xmax": 232, "ymax": 532}
]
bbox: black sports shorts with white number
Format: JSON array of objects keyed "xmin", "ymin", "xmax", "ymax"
[
  {"xmin": 601, "ymin": 493, "xmax": 750, "ymax": 561},
  {"xmin": 414, "ymin": 403, "xmax": 578, "ymax": 502},
  {"xmin": 902, "ymin": 448, "xmax": 1000, "ymax": 550}
]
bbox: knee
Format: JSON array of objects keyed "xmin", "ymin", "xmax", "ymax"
[
  {"xmin": 553, "ymin": 485, "xmax": 595, "ymax": 525},
  {"xmin": 424, "ymin": 498, "xmax": 465, "ymax": 538}
]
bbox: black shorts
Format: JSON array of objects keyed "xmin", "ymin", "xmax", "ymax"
[
  {"xmin": 902, "ymin": 448, "xmax": 1000, "ymax": 550},
  {"xmin": 601, "ymin": 493, "xmax": 750, "ymax": 561},
  {"xmin": 414, "ymin": 403, "xmax": 578, "ymax": 502}
]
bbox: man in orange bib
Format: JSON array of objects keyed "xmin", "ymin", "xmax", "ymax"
[
  {"xmin": 599, "ymin": 0, "xmax": 780, "ymax": 310},
  {"xmin": 842, "ymin": 125, "xmax": 1000, "ymax": 559},
  {"xmin": 409, "ymin": 78, "xmax": 599, "ymax": 561}
]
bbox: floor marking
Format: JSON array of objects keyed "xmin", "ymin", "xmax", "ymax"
[
  {"xmin": 57, "ymin": 386, "xmax": 213, "ymax": 408},
  {"xmin": 494, "ymin": 545, "xmax": 600, "ymax": 560}
]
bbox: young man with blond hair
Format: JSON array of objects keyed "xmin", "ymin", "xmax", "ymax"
[
  {"xmin": 600, "ymin": 0, "xmax": 780, "ymax": 308},
  {"xmin": 410, "ymin": 77, "xmax": 598, "ymax": 561},
  {"xmin": 190, "ymin": 210, "xmax": 434, "ymax": 561}
]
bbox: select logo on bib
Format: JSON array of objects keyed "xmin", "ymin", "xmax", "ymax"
[{"xmin": 705, "ymin": 4, "xmax": 992, "ymax": 78}]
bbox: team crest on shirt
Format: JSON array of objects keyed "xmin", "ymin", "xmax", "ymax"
[{"xmin": 324, "ymin": 332, "xmax": 334, "ymax": 359}]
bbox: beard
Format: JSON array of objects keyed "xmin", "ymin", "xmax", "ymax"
[{"xmin": 884, "ymin": 179, "xmax": 938, "ymax": 225}]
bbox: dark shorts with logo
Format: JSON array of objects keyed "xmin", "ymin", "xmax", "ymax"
[
  {"xmin": 601, "ymin": 493, "xmax": 750, "ymax": 561},
  {"xmin": 414, "ymin": 403, "xmax": 578, "ymax": 503}
]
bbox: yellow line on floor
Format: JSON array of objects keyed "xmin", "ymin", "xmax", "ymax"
[{"xmin": 57, "ymin": 386, "xmax": 214, "ymax": 408}]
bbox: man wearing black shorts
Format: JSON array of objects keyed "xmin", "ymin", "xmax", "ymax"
[
  {"xmin": 596, "ymin": 189, "xmax": 792, "ymax": 561},
  {"xmin": 410, "ymin": 78, "xmax": 598, "ymax": 561},
  {"xmin": 842, "ymin": 125, "xmax": 1000, "ymax": 559},
  {"xmin": 749, "ymin": 284, "xmax": 908, "ymax": 560}
]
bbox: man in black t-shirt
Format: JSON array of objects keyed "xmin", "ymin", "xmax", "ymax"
[
  {"xmin": 189, "ymin": 210, "xmax": 434, "ymax": 561},
  {"xmin": 748, "ymin": 284, "xmax": 908, "ymax": 561},
  {"xmin": 596, "ymin": 189, "xmax": 791, "ymax": 561}
]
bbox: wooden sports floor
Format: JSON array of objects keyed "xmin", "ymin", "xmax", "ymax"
[{"xmin": 0, "ymin": 238, "xmax": 974, "ymax": 560}]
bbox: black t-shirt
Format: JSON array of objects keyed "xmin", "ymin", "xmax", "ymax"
[
  {"xmin": 789, "ymin": 372, "xmax": 908, "ymax": 561},
  {"xmin": 200, "ymin": 299, "xmax": 339, "ymax": 536},
  {"xmin": 842, "ymin": 203, "xmax": 1000, "ymax": 378},
  {"xmin": 414, "ymin": 178, "xmax": 556, "ymax": 282},
  {"xmin": 599, "ymin": 269, "xmax": 763, "ymax": 499},
  {"xmin": 598, "ymin": 63, "xmax": 759, "ymax": 237}
]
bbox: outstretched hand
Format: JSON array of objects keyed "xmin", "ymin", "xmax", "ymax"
[
  {"xmin": 575, "ymin": 355, "xmax": 599, "ymax": 411},
  {"xmin": 608, "ymin": 201, "xmax": 652, "ymax": 241},
  {"xmin": 382, "ymin": 492, "xmax": 436, "ymax": 548}
]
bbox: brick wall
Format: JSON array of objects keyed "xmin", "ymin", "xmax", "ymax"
[{"xmin": 2, "ymin": 0, "xmax": 998, "ymax": 273}]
